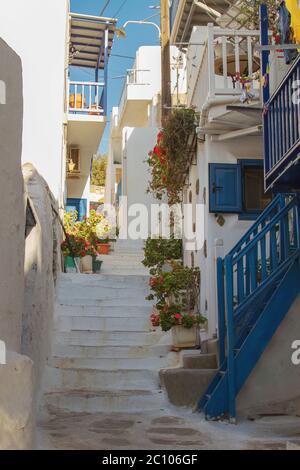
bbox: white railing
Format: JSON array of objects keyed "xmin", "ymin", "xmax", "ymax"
[
  {"xmin": 68, "ymin": 81, "xmax": 105, "ymax": 115},
  {"xmin": 191, "ymin": 24, "xmax": 263, "ymax": 111},
  {"xmin": 126, "ymin": 68, "xmax": 151, "ymax": 85},
  {"xmin": 118, "ymin": 69, "xmax": 151, "ymax": 119}
]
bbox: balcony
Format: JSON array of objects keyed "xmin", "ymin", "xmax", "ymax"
[
  {"xmin": 170, "ymin": 0, "xmax": 229, "ymax": 44},
  {"xmin": 67, "ymin": 80, "xmax": 106, "ymax": 153},
  {"xmin": 188, "ymin": 25, "xmax": 263, "ymax": 134},
  {"xmin": 264, "ymin": 55, "xmax": 300, "ymax": 192},
  {"xmin": 67, "ymin": 12, "xmax": 117, "ymax": 153},
  {"xmin": 119, "ymin": 68, "xmax": 152, "ymax": 127}
]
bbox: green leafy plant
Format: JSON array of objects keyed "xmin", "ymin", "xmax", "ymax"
[
  {"xmin": 142, "ymin": 236, "xmax": 182, "ymax": 272},
  {"xmin": 147, "ymin": 265, "xmax": 205, "ymax": 331},
  {"xmin": 236, "ymin": 0, "xmax": 278, "ymax": 33},
  {"xmin": 61, "ymin": 234, "xmax": 96, "ymax": 258},
  {"xmin": 147, "ymin": 108, "xmax": 197, "ymax": 205},
  {"xmin": 62, "ymin": 210, "xmax": 111, "ymax": 256},
  {"xmin": 91, "ymin": 155, "xmax": 108, "ymax": 187}
]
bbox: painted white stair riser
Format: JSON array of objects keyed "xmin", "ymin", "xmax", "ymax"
[
  {"xmin": 55, "ymin": 316, "xmax": 151, "ymax": 332},
  {"xmin": 59, "ymin": 278, "xmax": 150, "ymax": 289},
  {"xmin": 43, "ymin": 366, "xmax": 160, "ymax": 391},
  {"xmin": 55, "ymin": 330, "xmax": 163, "ymax": 347},
  {"xmin": 57, "ymin": 298, "xmax": 151, "ymax": 307},
  {"xmin": 57, "ymin": 286, "xmax": 149, "ymax": 300},
  {"xmin": 44, "ymin": 390, "xmax": 166, "ymax": 414},
  {"xmin": 55, "ymin": 305, "xmax": 152, "ymax": 318},
  {"xmin": 49, "ymin": 355, "xmax": 173, "ymax": 370},
  {"xmin": 51, "ymin": 344, "xmax": 171, "ymax": 359}
]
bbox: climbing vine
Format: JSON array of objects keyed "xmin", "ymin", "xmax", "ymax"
[{"xmin": 147, "ymin": 108, "xmax": 197, "ymax": 205}]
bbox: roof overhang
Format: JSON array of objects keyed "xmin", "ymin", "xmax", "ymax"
[
  {"xmin": 69, "ymin": 12, "xmax": 118, "ymax": 69},
  {"xmin": 171, "ymin": 0, "xmax": 230, "ymax": 45}
]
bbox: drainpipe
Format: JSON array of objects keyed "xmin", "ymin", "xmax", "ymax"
[{"xmin": 197, "ymin": 96, "xmax": 242, "ymax": 136}]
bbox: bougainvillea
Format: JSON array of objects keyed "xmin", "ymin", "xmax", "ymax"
[{"xmin": 147, "ymin": 108, "xmax": 197, "ymax": 205}]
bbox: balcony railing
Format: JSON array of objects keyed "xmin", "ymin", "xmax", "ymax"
[
  {"xmin": 189, "ymin": 25, "xmax": 261, "ymax": 111},
  {"xmin": 119, "ymin": 69, "xmax": 151, "ymax": 120},
  {"xmin": 264, "ymin": 55, "xmax": 300, "ymax": 191},
  {"xmin": 68, "ymin": 81, "xmax": 105, "ymax": 116}
]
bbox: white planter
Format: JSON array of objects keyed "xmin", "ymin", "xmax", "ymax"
[
  {"xmin": 171, "ymin": 325, "xmax": 200, "ymax": 349},
  {"xmin": 80, "ymin": 255, "xmax": 93, "ymax": 273}
]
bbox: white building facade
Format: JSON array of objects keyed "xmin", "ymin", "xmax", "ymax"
[
  {"xmin": 170, "ymin": 3, "xmax": 268, "ymax": 338},
  {"xmin": 105, "ymin": 45, "xmax": 186, "ymax": 234}
]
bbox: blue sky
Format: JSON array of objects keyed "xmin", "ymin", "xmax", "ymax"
[{"xmin": 70, "ymin": 0, "xmax": 160, "ymax": 154}]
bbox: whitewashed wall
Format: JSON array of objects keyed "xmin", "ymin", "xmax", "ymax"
[{"xmin": 0, "ymin": 0, "xmax": 68, "ymax": 200}]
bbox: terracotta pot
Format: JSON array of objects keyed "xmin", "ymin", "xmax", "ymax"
[
  {"xmin": 88, "ymin": 104, "xmax": 101, "ymax": 116},
  {"xmin": 171, "ymin": 325, "xmax": 200, "ymax": 349},
  {"xmin": 97, "ymin": 243, "xmax": 110, "ymax": 255}
]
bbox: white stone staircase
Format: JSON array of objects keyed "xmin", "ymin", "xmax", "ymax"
[{"xmin": 40, "ymin": 241, "xmax": 176, "ymax": 417}]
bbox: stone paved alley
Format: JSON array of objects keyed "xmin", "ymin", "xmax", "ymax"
[{"xmin": 38, "ymin": 410, "xmax": 300, "ymax": 450}]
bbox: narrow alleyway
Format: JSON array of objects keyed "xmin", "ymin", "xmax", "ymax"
[
  {"xmin": 41, "ymin": 241, "xmax": 175, "ymax": 416},
  {"xmin": 38, "ymin": 241, "xmax": 300, "ymax": 450}
]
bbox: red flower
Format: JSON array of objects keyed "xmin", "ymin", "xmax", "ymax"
[
  {"xmin": 153, "ymin": 145, "xmax": 163, "ymax": 157},
  {"xmin": 149, "ymin": 277, "xmax": 157, "ymax": 287},
  {"xmin": 174, "ymin": 313, "xmax": 182, "ymax": 319},
  {"xmin": 157, "ymin": 131, "xmax": 163, "ymax": 145}
]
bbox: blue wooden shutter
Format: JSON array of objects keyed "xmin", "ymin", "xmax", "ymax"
[{"xmin": 209, "ymin": 163, "xmax": 242, "ymax": 213}]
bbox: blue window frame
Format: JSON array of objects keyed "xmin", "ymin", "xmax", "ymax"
[
  {"xmin": 209, "ymin": 163, "xmax": 242, "ymax": 213},
  {"xmin": 209, "ymin": 160, "xmax": 270, "ymax": 220},
  {"xmin": 66, "ymin": 198, "xmax": 87, "ymax": 221}
]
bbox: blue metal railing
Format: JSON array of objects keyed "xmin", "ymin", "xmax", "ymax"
[
  {"xmin": 264, "ymin": 55, "xmax": 300, "ymax": 190},
  {"xmin": 170, "ymin": 0, "xmax": 180, "ymax": 31},
  {"xmin": 217, "ymin": 193, "xmax": 300, "ymax": 417}
]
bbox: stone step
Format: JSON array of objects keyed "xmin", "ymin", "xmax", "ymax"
[
  {"xmin": 57, "ymin": 297, "xmax": 151, "ymax": 307},
  {"xmin": 55, "ymin": 315, "xmax": 151, "ymax": 332},
  {"xmin": 49, "ymin": 354, "xmax": 176, "ymax": 370},
  {"xmin": 58, "ymin": 274, "xmax": 149, "ymax": 289},
  {"xmin": 43, "ymin": 366, "xmax": 160, "ymax": 391},
  {"xmin": 59, "ymin": 273, "xmax": 149, "ymax": 285},
  {"xmin": 57, "ymin": 286, "xmax": 149, "ymax": 301},
  {"xmin": 55, "ymin": 305, "xmax": 152, "ymax": 318},
  {"xmin": 159, "ymin": 368, "xmax": 218, "ymax": 408},
  {"xmin": 55, "ymin": 330, "xmax": 163, "ymax": 347},
  {"xmin": 43, "ymin": 389, "xmax": 166, "ymax": 414},
  {"xmin": 182, "ymin": 353, "xmax": 218, "ymax": 370},
  {"xmin": 52, "ymin": 343, "xmax": 171, "ymax": 359}
]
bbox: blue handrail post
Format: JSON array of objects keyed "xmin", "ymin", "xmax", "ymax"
[
  {"xmin": 225, "ymin": 255, "xmax": 236, "ymax": 422},
  {"xmin": 217, "ymin": 257, "xmax": 226, "ymax": 366}
]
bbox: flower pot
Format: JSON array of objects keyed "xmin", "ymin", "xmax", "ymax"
[
  {"xmin": 171, "ymin": 325, "xmax": 200, "ymax": 349},
  {"xmin": 64, "ymin": 256, "xmax": 80, "ymax": 273},
  {"xmin": 92, "ymin": 256, "xmax": 103, "ymax": 273},
  {"xmin": 80, "ymin": 255, "xmax": 93, "ymax": 273},
  {"xmin": 97, "ymin": 243, "xmax": 110, "ymax": 255},
  {"xmin": 69, "ymin": 93, "xmax": 85, "ymax": 109}
]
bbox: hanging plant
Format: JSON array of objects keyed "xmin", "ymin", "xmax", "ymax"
[{"xmin": 147, "ymin": 108, "xmax": 197, "ymax": 205}]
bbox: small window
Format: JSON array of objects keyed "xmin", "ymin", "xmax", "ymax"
[
  {"xmin": 67, "ymin": 147, "xmax": 80, "ymax": 177},
  {"xmin": 239, "ymin": 160, "xmax": 272, "ymax": 220}
]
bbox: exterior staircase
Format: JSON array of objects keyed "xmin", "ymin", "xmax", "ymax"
[
  {"xmin": 198, "ymin": 194, "xmax": 300, "ymax": 420},
  {"xmin": 40, "ymin": 241, "xmax": 176, "ymax": 417}
]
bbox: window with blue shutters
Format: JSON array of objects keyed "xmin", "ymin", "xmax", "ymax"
[
  {"xmin": 209, "ymin": 163, "xmax": 242, "ymax": 213},
  {"xmin": 209, "ymin": 160, "xmax": 271, "ymax": 219}
]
